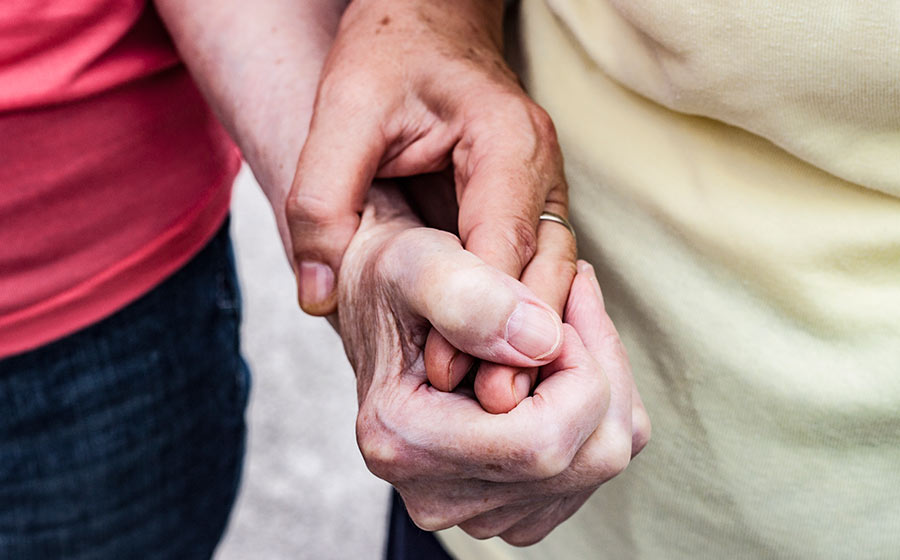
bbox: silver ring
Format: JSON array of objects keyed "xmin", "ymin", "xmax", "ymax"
[{"xmin": 539, "ymin": 211, "xmax": 576, "ymax": 241}]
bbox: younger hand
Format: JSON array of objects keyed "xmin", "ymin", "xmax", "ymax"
[{"xmin": 287, "ymin": 0, "xmax": 568, "ymax": 316}]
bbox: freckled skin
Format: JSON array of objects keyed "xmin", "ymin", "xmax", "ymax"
[
  {"xmin": 338, "ymin": 186, "xmax": 648, "ymax": 545},
  {"xmin": 285, "ymin": 0, "xmax": 571, "ymax": 423},
  {"xmin": 274, "ymin": 0, "xmax": 650, "ymax": 543}
]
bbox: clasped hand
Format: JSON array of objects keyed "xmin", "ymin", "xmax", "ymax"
[{"xmin": 336, "ymin": 185, "xmax": 650, "ymax": 546}]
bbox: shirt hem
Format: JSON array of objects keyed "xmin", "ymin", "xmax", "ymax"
[{"xmin": 0, "ymin": 159, "xmax": 239, "ymax": 359}]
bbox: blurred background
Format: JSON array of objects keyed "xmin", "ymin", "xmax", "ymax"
[{"xmin": 215, "ymin": 167, "xmax": 390, "ymax": 560}]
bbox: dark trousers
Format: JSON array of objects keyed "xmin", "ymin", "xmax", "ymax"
[
  {"xmin": 0, "ymin": 223, "xmax": 249, "ymax": 559},
  {"xmin": 386, "ymin": 491, "xmax": 455, "ymax": 560}
]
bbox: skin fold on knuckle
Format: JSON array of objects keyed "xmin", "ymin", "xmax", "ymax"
[
  {"xmin": 285, "ymin": 188, "xmax": 343, "ymax": 233},
  {"xmin": 546, "ymin": 422, "xmax": 632, "ymax": 494},
  {"xmin": 459, "ymin": 516, "xmax": 514, "ymax": 541},
  {"xmin": 354, "ymin": 404, "xmax": 415, "ymax": 484},
  {"xmin": 507, "ymin": 215, "xmax": 540, "ymax": 271},
  {"xmin": 464, "ymin": 216, "xmax": 538, "ymax": 276},
  {"xmin": 461, "ymin": 98, "xmax": 557, "ymax": 198},
  {"xmin": 500, "ymin": 523, "xmax": 553, "ymax": 548},
  {"xmin": 589, "ymin": 430, "xmax": 634, "ymax": 483},
  {"xmin": 404, "ymin": 499, "xmax": 458, "ymax": 533},
  {"xmin": 523, "ymin": 252, "xmax": 577, "ymax": 304},
  {"xmin": 460, "ymin": 523, "xmax": 502, "ymax": 541},
  {"xmin": 355, "ymin": 422, "xmax": 395, "ymax": 482},
  {"xmin": 486, "ymin": 98, "xmax": 561, "ymax": 170},
  {"xmin": 372, "ymin": 229, "xmax": 456, "ymax": 300},
  {"xmin": 543, "ymin": 233, "xmax": 578, "ymax": 268},
  {"xmin": 499, "ymin": 499, "xmax": 570, "ymax": 547},
  {"xmin": 529, "ymin": 119, "xmax": 567, "ymax": 202},
  {"xmin": 543, "ymin": 180, "xmax": 569, "ymax": 213},
  {"xmin": 528, "ymin": 105, "xmax": 561, "ymax": 157},
  {"xmin": 631, "ymin": 406, "xmax": 652, "ymax": 457},
  {"xmin": 371, "ymin": 229, "xmax": 416, "ymax": 287},
  {"xmin": 518, "ymin": 411, "xmax": 579, "ymax": 480},
  {"xmin": 458, "ymin": 502, "xmax": 543, "ymax": 540}
]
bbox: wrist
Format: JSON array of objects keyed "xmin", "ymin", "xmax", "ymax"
[{"xmin": 343, "ymin": 0, "xmax": 504, "ymax": 50}]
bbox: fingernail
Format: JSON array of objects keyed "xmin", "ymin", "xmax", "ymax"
[
  {"xmin": 578, "ymin": 261, "xmax": 603, "ymax": 300},
  {"xmin": 588, "ymin": 265, "xmax": 604, "ymax": 300},
  {"xmin": 448, "ymin": 352, "xmax": 475, "ymax": 389},
  {"xmin": 513, "ymin": 372, "xmax": 532, "ymax": 403},
  {"xmin": 505, "ymin": 303, "xmax": 562, "ymax": 360},
  {"xmin": 299, "ymin": 261, "xmax": 335, "ymax": 314},
  {"xmin": 577, "ymin": 260, "xmax": 592, "ymax": 275}
]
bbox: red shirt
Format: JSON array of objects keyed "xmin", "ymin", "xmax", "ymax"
[{"xmin": 0, "ymin": 1, "xmax": 241, "ymax": 357}]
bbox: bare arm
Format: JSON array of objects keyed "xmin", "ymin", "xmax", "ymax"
[
  {"xmin": 153, "ymin": 0, "xmax": 347, "ymax": 256},
  {"xmin": 149, "ymin": 5, "xmax": 651, "ymax": 542}
]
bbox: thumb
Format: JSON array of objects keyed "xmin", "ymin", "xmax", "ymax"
[
  {"xmin": 287, "ymin": 108, "xmax": 385, "ymax": 316},
  {"xmin": 375, "ymin": 229, "xmax": 564, "ymax": 369}
]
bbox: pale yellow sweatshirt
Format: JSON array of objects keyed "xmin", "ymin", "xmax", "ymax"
[{"xmin": 440, "ymin": 1, "xmax": 900, "ymax": 558}]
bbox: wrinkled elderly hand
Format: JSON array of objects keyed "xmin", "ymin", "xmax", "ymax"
[
  {"xmin": 338, "ymin": 185, "xmax": 650, "ymax": 545},
  {"xmin": 402, "ymin": 171, "xmax": 577, "ymax": 415}
]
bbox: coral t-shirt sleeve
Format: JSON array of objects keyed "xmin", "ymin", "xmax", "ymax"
[{"xmin": 0, "ymin": 1, "xmax": 241, "ymax": 357}]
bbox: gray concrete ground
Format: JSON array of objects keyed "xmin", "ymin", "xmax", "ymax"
[{"xmin": 215, "ymin": 168, "xmax": 389, "ymax": 560}]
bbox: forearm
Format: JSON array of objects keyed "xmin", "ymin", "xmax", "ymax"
[{"xmin": 154, "ymin": 0, "xmax": 347, "ymax": 255}]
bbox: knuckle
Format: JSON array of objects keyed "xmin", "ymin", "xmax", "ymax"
[
  {"xmin": 530, "ymin": 448, "xmax": 569, "ymax": 480},
  {"xmin": 607, "ymin": 336, "xmax": 631, "ymax": 366},
  {"xmin": 371, "ymin": 231, "xmax": 408, "ymax": 283},
  {"xmin": 286, "ymin": 188, "xmax": 339, "ymax": 227},
  {"xmin": 528, "ymin": 248, "xmax": 577, "ymax": 284},
  {"xmin": 375, "ymin": 229, "xmax": 467, "ymax": 301},
  {"xmin": 465, "ymin": 218, "xmax": 537, "ymax": 274},
  {"xmin": 578, "ymin": 429, "xmax": 634, "ymax": 484},
  {"xmin": 524, "ymin": 421, "xmax": 576, "ymax": 479},
  {"xmin": 479, "ymin": 216, "xmax": 538, "ymax": 274},
  {"xmin": 356, "ymin": 412, "xmax": 403, "ymax": 482},
  {"xmin": 372, "ymin": 228, "xmax": 438, "ymax": 283},
  {"xmin": 558, "ymin": 255, "xmax": 579, "ymax": 280},
  {"xmin": 602, "ymin": 431, "xmax": 634, "ymax": 479},
  {"xmin": 502, "ymin": 102, "xmax": 562, "ymax": 167},
  {"xmin": 459, "ymin": 504, "xmax": 538, "ymax": 540},
  {"xmin": 356, "ymin": 436, "xmax": 397, "ymax": 481},
  {"xmin": 317, "ymin": 69, "xmax": 380, "ymax": 112},
  {"xmin": 316, "ymin": 72, "xmax": 345, "ymax": 105},
  {"xmin": 283, "ymin": 191, "xmax": 306, "ymax": 224},
  {"xmin": 529, "ymin": 105, "xmax": 559, "ymax": 148},
  {"xmin": 476, "ymin": 97, "xmax": 561, "ymax": 165},
  {"xmin": 406, "ymin": 504, "xmax": 453, "ymax": 533},
  {"xmin": 459, "ymin": 519, "xmax": 501, "ymax": 541},
  {"xmin": 508, "ymin": 216, "xmax": 539, "ymax": 267},
  {"xmin": 501, "ymin": 527, "xmax": 549, "ymax": 548},
  {"xmin": 631, "ymin": 408, "xmax": 652, "ymax": 457}
]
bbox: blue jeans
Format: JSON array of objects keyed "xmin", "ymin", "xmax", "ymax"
[{"xmin": 0, "ymin": 223, "xmax": 250, "ymax": 559}]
